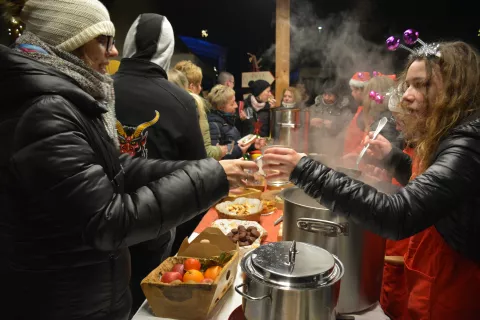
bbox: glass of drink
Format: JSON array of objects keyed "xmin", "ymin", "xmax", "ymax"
[{"xmin": 260, "ymin": 145, "xmax": 293, "ymax": 187}]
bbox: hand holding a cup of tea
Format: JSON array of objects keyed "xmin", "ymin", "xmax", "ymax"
[{"xmin": 262, "ymin": 147, "xmax": 306, "ymax": 181}]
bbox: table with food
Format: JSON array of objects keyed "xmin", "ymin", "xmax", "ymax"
[{"xmin": 132, "ymin": 167, "xmax": 391, "ymax": 320}]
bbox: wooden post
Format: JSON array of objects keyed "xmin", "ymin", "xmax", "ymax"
[{"xmin": 275, "ymin": 0, "xmax": 290, "ymax": 107}]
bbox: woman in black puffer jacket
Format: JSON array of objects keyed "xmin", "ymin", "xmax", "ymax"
[
  {"xmin": 207, "ymin": 85, "xmax": 265, "ymax": 159},
  {"xmin": 261, "ymin": 41, "xmax": 480, "ymax": 319},
  {"xmin": 0, "ymin": 1, "xmax": 255, "ymax": 320}
]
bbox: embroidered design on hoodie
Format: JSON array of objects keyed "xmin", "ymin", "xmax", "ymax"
[{"xmin": 116, "ymin": 111, "xmax": 160, "ymax": 158}]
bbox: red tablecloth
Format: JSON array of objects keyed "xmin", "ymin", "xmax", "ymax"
[{"xmin": 194, "ymin": 207, "xmax": 283, "ymax": 244}]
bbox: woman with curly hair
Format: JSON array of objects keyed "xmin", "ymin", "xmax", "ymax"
[{"xmin": 262, "ymin": 41, "xmax": 480, "ymax": 319}]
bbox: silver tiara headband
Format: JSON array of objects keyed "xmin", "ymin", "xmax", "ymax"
[{"xmin": 386, "ymin": 29, "xmax": 441, "ymax": 58}]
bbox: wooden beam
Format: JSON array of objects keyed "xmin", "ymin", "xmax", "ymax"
[{"xmin": 275, "ymin": 0, "xmax": 290, "ymax": 107}]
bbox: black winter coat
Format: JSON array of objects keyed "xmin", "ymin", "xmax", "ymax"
[
  {"xmin": 239, "ymin": 94, "xmax": 271, "ymax": 137},
  {"xmin": 290, "ymin": 112, "xmax": 480, "ymax": 262},
  {"xmin": 208, "ymin": 110, "xmax": 243, "ymax": 159},
  {"xmin": 114, "ymin": 58, "xmax": 206, "ymax": 161},
  {"xmin": 0, "ymin": 45, "xmax": 228, "ymax": 320}
]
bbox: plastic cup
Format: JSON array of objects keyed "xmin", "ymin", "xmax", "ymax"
[{"xmin": 260, "ymin": 145, "xmax": 293, "ymax": 187}]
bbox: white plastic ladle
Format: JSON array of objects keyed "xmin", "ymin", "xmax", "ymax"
[{"xmin": 356, "ymin": 117, "xmax": 388, "ymax": 168}]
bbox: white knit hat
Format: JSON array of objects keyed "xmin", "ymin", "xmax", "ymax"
[{"xmin": 20, "ymin": 0, "xmax": 115, "ymax": 52}]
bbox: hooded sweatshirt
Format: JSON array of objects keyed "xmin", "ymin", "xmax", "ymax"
[
  {"xmin": 113, "ymin": 13, "xmax": 206, "ymax": 161},
  {"xmin": 112, "ymin": 14, "xmax": 208, "ymax": 315}
]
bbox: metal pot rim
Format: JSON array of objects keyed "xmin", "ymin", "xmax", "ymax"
[{"xmin": 280, "ymin": 187, "xmax": 329, "ymax": 211}]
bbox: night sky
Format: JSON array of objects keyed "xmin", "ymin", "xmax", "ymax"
[
  {"xmin": 1, "ymin": 0, "xmax": 478, "ymax": 95},
  {"xmin": 102, "ymin": 0, "xmax": 479, "ymax": 95}
]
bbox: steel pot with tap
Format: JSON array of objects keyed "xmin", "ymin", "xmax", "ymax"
[
  {"xmin": 236, "ymin": 240, "xmax": 344, "ymax": 320},
  {"xmin": 280, "ymin": 187, "xmax": 386, "ymax": 314}
]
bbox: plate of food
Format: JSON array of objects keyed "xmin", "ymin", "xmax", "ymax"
[
  {"xmin": 215, "ymin": 197, "xmax": 263, "ymax": 221},
  {"xmin": 211, "ymin": 219, "xmax": 267, "ymax": 252},
  {"xmin": 238, "ymin": 134, "xmax": 257, "ymax": 145},
  {"xmin": 260, "ymin": 198, "xmax": 277, "ymax": 215}
]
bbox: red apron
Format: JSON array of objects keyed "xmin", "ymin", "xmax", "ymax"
[
  {"xmin": 381, "ymin": 238, "xmax": 410, "ymax": 320},
  {"xmin": 381, "ymin": 147, "xmax": 417, "ymax": 320},
  {"xmin": 405, "ymin": 226, "xmax": 480, "ymax": 319},
  {"xmin": 343, "ymin": 106, "xmax": 365, "ymax": 155}
]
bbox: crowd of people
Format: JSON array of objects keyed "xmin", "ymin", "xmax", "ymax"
[{"xmin": 0, "ymin": 0, "xmax": 479, "ymax": 320}]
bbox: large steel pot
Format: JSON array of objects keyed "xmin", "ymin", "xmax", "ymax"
[
  {"xmin": 280, "ymin": 187, "xmax": 386, "ymax": 314},
  {"xmin": 236, "ymin": 241, "xmax": 344, "ymax": 320},
  {"xmin": 270, "ymin": 107, "xmax": 310, "ymax": 153}
]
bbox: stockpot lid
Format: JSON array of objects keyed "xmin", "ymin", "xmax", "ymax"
[{"xmin": 244, "ymin": 241, "xmax": 340, "ymax": 288}]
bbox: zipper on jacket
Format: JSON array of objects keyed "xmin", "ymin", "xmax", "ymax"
[{"xmin": 109, "ymin": 252, "xmax": 116, "ymax": 313}]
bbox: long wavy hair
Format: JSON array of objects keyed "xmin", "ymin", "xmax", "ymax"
[
  {"xmin": 361, "ymin": 76, "xmax": 395, "ymax": 131},
  {"xmin": 402, "ymin": 42, "xmax": 480, "ymax": 173}
]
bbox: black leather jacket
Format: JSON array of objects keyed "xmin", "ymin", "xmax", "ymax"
[
  {"xmin": 0, "ymin": 45, "xmax": 229, "ymax": 320},
  {"xmin": 291, "ymin": 112, "xmax": 480, "ymax": 262}
]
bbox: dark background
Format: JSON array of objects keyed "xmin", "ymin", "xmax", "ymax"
[{"xmin": 1, "ymin": 0, "xmax": 478, "ymax": 96}]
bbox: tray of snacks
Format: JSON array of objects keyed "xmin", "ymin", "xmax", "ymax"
[
  {"xmin": 211, "ymin": 219, "xmax": 267, "ymax": 252},
  {"xmin": 261, "ymin": 190, "xmax": 285, "ymax": 211},
  {"xmin": 215, "ymin": 197, "xmax": 263, "ymax": 222}
]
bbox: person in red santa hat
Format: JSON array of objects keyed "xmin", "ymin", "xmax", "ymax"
[{"xmin": 343, "ymin": 71, "xmax": 371, "ymax": 155}]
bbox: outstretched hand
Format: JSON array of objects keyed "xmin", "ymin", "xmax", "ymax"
[
  {"xmin": 261, "ymin": 147, "xmax": 306, "ymax": 182},
  {"xmin": 219, "ymin": 159, "xmax": 258, "ymax": 189}
]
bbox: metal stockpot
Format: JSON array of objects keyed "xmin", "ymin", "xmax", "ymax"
[
  {"xmin": 280, "ymin": 187, "xmax": 386, "ymax": 314},
  {"xmin": 270, "ymin": 107, "xmax": 310, "ymax": 153},
  {"xmin": 236, "ymin": 241, "xmax": 344, "ymax": 320}
]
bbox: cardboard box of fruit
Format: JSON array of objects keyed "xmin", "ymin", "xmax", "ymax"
[{"xmin": 141, "ymin": 228, "xmax": 239, "ymax": 320}]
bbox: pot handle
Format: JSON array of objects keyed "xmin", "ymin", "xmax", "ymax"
[
  {"xmin": 297, "ymin": 218, "xmax": 348, "ymax": 236},
  {"xmin": 235, "ymin": 283, "xmax": 270, "ymax": 301}
]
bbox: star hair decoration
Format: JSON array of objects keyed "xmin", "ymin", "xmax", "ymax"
[{"xmin": 386, "ymin": 29, "xmax": 441, "ymax": 58}]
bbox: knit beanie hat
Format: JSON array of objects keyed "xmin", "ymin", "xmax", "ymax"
[
  {"xmin": 18, "ymin": 0, "xmax": 115, "ymax": 52},
  {"xmin": 349, "ymin": 72, "xmax": 371, "ymax": 88},
  {"xmin": 248, "ymin": 79, "xmax": 270, "ymax": 97}
]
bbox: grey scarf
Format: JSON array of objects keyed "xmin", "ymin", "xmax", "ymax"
[{"xmin": 15, "ymin": 32, "xmax": 119, "ymax": 148}]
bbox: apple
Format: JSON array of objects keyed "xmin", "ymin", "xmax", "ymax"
[
  {"xmin": 169, "ymin": 280, "xmax": 183, "ymax": 285},
  {"xmin": 171, "ymin": 263, "xmax": 185, "ymax": 275},
  {"xmin": 161, "ymin": 271, "xmax": 183, "ymax": 283},
  {"xmin": 201, "ymin": 278, "xmax": 214, "ymax": 284}
]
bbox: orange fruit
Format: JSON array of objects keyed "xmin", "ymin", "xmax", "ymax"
[
  {"xmin": 184, "ymin": 258, "xmax": 201, "ymax": 271},
  {"xmin": 204, "ymin": 266, "xmax": 222, "ymax": 281},
  {"xmin": 183, "ymin": 270, "xmax": 204, "ymax": 283}
]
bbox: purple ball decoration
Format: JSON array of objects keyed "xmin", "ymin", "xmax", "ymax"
[
  {"xmin": 358, "ymin": 72, "xmax": 364, "ymax": 79},
  {"xmin": 373, "ymin": 71, "xmax": 379, "ymax": 77},
  {"xmin": 369, "ymin": 90, "xmax": 377, "ymax": 99},
  {"xmin": 386, "ymin": 36, "xmax": 400, "ymax": 51},
  {"xmin": 403, "ymin": 29, "xmax": 419, "ymax": 45},
  {"xmin": 375, "ymin": 94, "xmax": 384, "ymax": 104}
]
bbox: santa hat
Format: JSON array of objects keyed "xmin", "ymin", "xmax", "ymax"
[{"xmin": 349, "ymin": 72, "xmax": 371, "ymax": 88}]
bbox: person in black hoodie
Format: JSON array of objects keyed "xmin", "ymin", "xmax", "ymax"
[
  {"xmin": 0, "ymin": 2, "xmax": 257, "ymax": 319},
  {"xmin": 112, "ymin": 13, "xmax": 209, "ymax": 316},
  {"xmin": 239, "ymin": 79, "xmax": 274, "ymax": 137}
]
